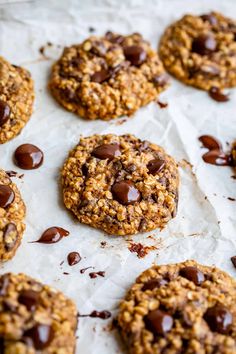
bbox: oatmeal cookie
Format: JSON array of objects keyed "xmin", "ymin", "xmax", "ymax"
[
  {"xmin": 117, "ymin": 260, "xmax": 236, "ymax": 354},
  {"xmin": 0, "ymin": 169, "xmax": 26, "ymax": 261},
  {"xmin": 0, "ymin": 56, "xmax": 34, "ymax": 144},
  {"xmin": 159, "ymin": 12, "xmax": 236, "ymax": 90},
  {"xmin": 61, "ymin": 134, "xmax": 179, "ymax": 236},
  {"xmin": 0, "ymin": 272, "xmax": 77, "ymax": 353},
  {"xmin": 49, "ymin": 32, "xmax": 169, "ymax": 120}
]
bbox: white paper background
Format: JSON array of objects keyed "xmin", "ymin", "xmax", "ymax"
[{"xmin": 0, "ymin": 0, "xmax": 236, "ymax": 353}]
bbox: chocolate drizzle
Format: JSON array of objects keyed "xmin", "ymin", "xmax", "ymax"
[
  {"xmin": 33, "ymin": 227, "xmax": 69, "ymax": 244},
  {"xmin": 78, "ymin": 310, "xmax": 111, "ymax": 319},
  {"xmin": 199, "ymin": 135, "xmax": 232, "ymax": 166}
]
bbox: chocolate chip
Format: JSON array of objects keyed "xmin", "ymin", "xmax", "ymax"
[
  {"xmin": 179, "ymin": 266, "xmax": 205, "ymax": 285},
  {"xmin": 105, "ymin": 31, "xmax": 124, "ymax": 44},
  {"xmin": 0, "ymin": 185, "xmax": 15, "ymax": 208},
  {"xmin": 18, "ymin": 290, "xmax": 39, "ymax": 311},
  {"xmin": 142, "ymin": 278, "xmax": 168, "ymax": 291},
  {"xmin": 0, "ymin": 99, "xmax": 11, "ymax": 127},
  {"xmin": 67, "ymin": 252, "xmax": 81, "ymax": 266},
  {"xmin": 81, "ymin": 164, "xmax": 88, "ymax": 177},
  {"xmin": 0, "ymin": 337, "xmax": 4, "ymax": 353},
  {"xmin": 202, "ymin": 150, "xmax": 230, "ymax": 166},
  {"xmin": 24, "ymin": 324, "xmax": 54, "ymax": 350},
  {"xmin": 3, "ymin": 223, "xmax": 18, "ymax": 251},
  {"xmin": 199, "ymin": 135, "xmax": 222, "ymax": 151},
  {"xmin": 123, "ymin": 45, "xmax": 147, "ymax": 66},
  {"xmin": 147, "ymin": 159, "xmax": 165, "ymax": 175},
  {"xmin": 204, "ymin": 304, "xmax": 233, "ymax": 334},
  {"xmin": 145, "ymin": 309, "xmax": 173, "ymax": 335},
  {"xmin": 0, "ymin": 275, "xmax": 9, "ymax": 295},
  {"xmin": 111, "ymin": 180, "xmax": 141, "ymax": 205},
  {"xmin": 92, "ymin": 143, "xmax": 121, "ymax": 160},
  {"xmin": 14, "ymin": 144, "xmax": 44, "ymax": 170},
  {"xmin": 152, "ymin": 73, "xmax": 169, "ymax": 86},
  {"xmin": 192, "ymin": 34, "xmax": 217, "ymax": 55},
  {"xmin": 200, "ymin": 13, "xmax": 218, "ymax": 26},
  {"xmin": 231, "ymin": 256, "xmax": 236, "ymax": 268},
  {"xmin": 208, "ymin": 87, "xmax": 229, "ymax": 102},
  {"xmin": 91, "ymin": 68, "xmax": 111, "ymax": 83}
]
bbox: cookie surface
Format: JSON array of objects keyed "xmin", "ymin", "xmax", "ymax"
[
  {"xmin": 0, "ymin": 56, "xmax": 34, "ymax": 144},
  {"xmin": 117, "ymin": 260, "xmax": 236, "ymax": 354},
  {"xmin": 61, "ymin": 134, "xmax": 179, "ymax": 236},
  {"xmin": 0, "ymin": 169, "xmax": 26, "ymax": 261},
  {"xmin": 49, "ymin": 32, "xmax": 169, "ymax": 120},
  {"xmin": 159, "ymin": 12, "xmax": 236, "ymax": 90},
  {"xmin": 0, "ymin": 272, "xmax": 77, "ymax": 353}
]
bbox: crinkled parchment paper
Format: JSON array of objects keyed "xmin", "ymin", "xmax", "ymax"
[{"xmin": 0, "ymin": 0, "xmax": 236, "ymax": 353}]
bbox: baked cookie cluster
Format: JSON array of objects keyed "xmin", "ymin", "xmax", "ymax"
[
  {"xmin": 118, "ymin": 260, "xmax": 236, "ymax": 354},
  {"xmin": 0, "ymin": 169, "xmax": 26, "ymax": 262},
  {"xmin": 0, "ymin": 273, "xmax": 77, "ymax": 353},
  {"xmin": 0, "ymin": 56, "xmax": 34, "ymax": 144},
  {"xmin": 49, "ymin": 32, "xmax": 169, "ymax": 120},
  {"xmin": 61, "ymin": 134, "xmax": 179, "ymax": 235},
  {"xmin": 0, "ymin": 8, "xmax": 236, "ymax": 354},
  {"xmin": 159, "ymin": 12, "xmax": 236, "ymax": 90}
]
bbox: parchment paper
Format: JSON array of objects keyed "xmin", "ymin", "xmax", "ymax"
[{"xmin": 0, "ymin": 1, "xmax": 236, "ymax": 353}]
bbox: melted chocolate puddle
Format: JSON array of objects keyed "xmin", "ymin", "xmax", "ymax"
[
  {"xmin": 32, "ymin": 227, "xmax": 69, "ymax": 244},
  {"xmin": 78, "ymin": 310, "xmax": 111, "ymax": 319},
  {"xmin": 208, "ymin": 87, "xmax": 229, "ymax": 102},
  {"xmin": 199, "ymin": 135, "xmax": 233, "ymax": 166},
  {"xmin": 67, "ymin": 252, "xmax": 81, "ymax": 266}
]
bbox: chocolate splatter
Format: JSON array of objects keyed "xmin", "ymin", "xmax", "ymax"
[
  {"xmin": 128, "ymin": 242, "xmax": 157, "ymax": 258},
  {"xmin": 78, "ymin": 310, "xmax": 111, "ymax": 319},
  {"xmin": 89, "ymin": 271, "xmax": 105, "ymax": 279},
  {"xmin": 157, "ymin": 100, "xmax": 168, "ymax": 109}
]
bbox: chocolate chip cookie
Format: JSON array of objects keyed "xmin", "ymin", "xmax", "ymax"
[
  {"xmin": 61, "ymin": 134, "xmax": 179, "ymax": 236},
  {"xmin": 117, "ymin": 260, "xmax": 236, "ymax": 354},
  {"xmin": 159, "ymin": 12, "xmax": 236, "ymax": 90},
  {"xmin": 49, "ymin": 32, "xmax": 169, "ymax": 120},
  {"xmin": 0, "ymin": 272, "xmax": 77, "ymax": 353},
  {"xmin": 0, "ymin": 169, "xmax": 26, "ymax": 261},
  {"xmin": 0, "ymin": 56, "xmax": 34, "ymax": 144}
]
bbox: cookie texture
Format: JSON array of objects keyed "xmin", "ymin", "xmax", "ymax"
[
  {"xmin": 0, "ymin": 169, "xmax": 26, "ymax": 261},
  {"xmin": 159, "ymin": 12, "xmax": 236, "ymax": 90},
  {"xmin": 61, "ymin": 134, "xmax": 179, "ymax": 236},
  {"xmin": 0, "ymin": 56, "xmax": 34, "ymax": 144},
  {"xmin": 0, "ymin": 272, "xmax": 77, "ymax": 353},
  {"xmin": 117, "ymin": 260, "xmax": 236, "ymax": 354},
  {"xmin": 49, "ymin": 32, "xmax": 169, "ymax": 120}
]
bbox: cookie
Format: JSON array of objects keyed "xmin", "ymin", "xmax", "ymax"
[
  {"xmin": 117, "ymin": 260, "xmax": 236, "ymax": 354},
  {"xmin": 0, "ymin": 169, "xmax": 26, "ymax": 261},
  {"xmin": 0, "ymin": 272, "xmax": 77, "ymax": 353},
  {"xmin": 0, "ymin": 56, "xmax": 34, "ymax": 144},
  {"xmin": 159, "ymin": 12, "xmax": 236, "ymax": 90},
  {"xmin": 49, "ymin": 32, "xmax": 169, "ymax": 120},
  {"xmin": 61, "ymin": 134, "xmax": 179, "ymax": 236}
]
